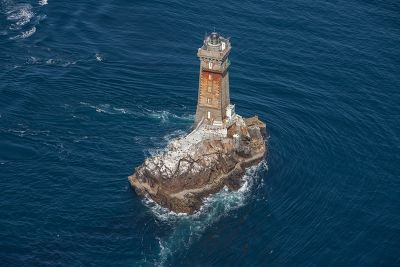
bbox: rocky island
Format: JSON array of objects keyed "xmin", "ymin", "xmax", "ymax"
[{"xmin": 129, "ymin": 32, "xmax": 268, "ymax": 214}]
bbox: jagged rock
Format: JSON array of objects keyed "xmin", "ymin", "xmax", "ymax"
[{"xmin": 128, "ymin": 115, "xmax": 267, "ymax": 214}]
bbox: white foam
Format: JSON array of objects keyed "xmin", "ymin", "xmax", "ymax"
[
  {"xmin": 143, "ymin": 108, "xmax": 194, "ymax": 124},
  {"xmin": 80, "ymin": 102, "xmax": 125, "ymax": 115},
  {"xmin": 4, "ymin": 1, "xmax": 47, "ymax": 40},
  {"xmin": 22, "ymin": 26, "xmax": 36, "ymax": 38},
  {"xmin": 163, "ymin": 130, "xmax": 187, "ymax": 142},
  {"xmin": 28, "ymin": 56, "xmax": 39, "ymax": 64},
  {"xmin": 10, "ymin": 26, "xmax": 36, "ymax": 40},
  {"xmin": 113, "ymin": 107, "xmax": 128, "ymax": 114},
  {"xmin": 7, "ymin": 4, "xmax": 34, "ymax": 29},
  {"xmin": 79, "ymin": 102, "xmax": 193, "ymax": 125},
  {"xmin": 142, "ymin": 160, "xmax": 268, "ymax": 265},
  {"xmin": 95, "ymin": 53, "xmax": 103, "ymax": 62},
  {"xmin": 38, "ymin": 0, "xmax": 48, "ymax": 6},
  {"xmin": 24, "ymin": 56, "xmax": 77, "ymax": 67}
]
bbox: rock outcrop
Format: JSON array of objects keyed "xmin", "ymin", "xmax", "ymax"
[{"xmin": 129, "ymin": 115, "xmax": 267, "ymax": 214}]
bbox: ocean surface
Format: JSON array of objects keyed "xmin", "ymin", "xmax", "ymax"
[{"xmin": 1, "ymin": 0, "xmax": 399, "ymax": 266}]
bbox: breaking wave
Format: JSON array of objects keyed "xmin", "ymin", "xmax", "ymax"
[{"xmin": 143, "ymin": 160, "xmax": 268, "ymax": 266}]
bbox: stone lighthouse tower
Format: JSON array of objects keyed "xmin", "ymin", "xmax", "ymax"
[{"xmin": 195, "ymin": 32, "xmax": 233, "ymax": 127}]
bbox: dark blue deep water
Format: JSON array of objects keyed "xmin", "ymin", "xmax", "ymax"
[{"xmin": 1, "ymin": 0, "xmax": 399, "ymax": 266}]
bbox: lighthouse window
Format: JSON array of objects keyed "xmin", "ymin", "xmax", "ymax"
[
  {"xmin": 208, "ymin": 62, "xmax": 213, "ymax": 69},
  {"xmin": 207, "ymin": 111, "xmax": 211, "ymax": 119},
  {"xmin": 208, "ymin": 74, "xmax": 212, "ymax": 80},
  {"xmin": 207, "ymin": 98, "xmax": 211, "ymax": 104},
  {"xmin": 207, "ymin": 86, "xmax": 212, "ymax": 92}
]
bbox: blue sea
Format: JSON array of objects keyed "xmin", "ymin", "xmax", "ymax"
[{"xmin": 1, "ymin": 0, "xmax": 399, "ymax": 266}]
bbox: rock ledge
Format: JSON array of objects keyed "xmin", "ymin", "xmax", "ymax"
[{"xmin": 129, "ymin": 115, "xmax": 267, "ymax": 214}]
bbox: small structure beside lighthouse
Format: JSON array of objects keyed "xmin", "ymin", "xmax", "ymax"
[
  {"xmin": 129, "ymin": 32, "xmax": 267, "ymax": 214},
  {"xmin": 195, "ymin": 32, "xmax": 235, "ymax": 127}
]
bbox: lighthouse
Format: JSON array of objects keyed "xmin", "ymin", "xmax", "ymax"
[
  {"xmin": 129, "ymin": 31, "xmax": 267, "ymax": 214},
  {"xmin": 195, "ymin": 32, "xmax": 234, "ymax": 127}
]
